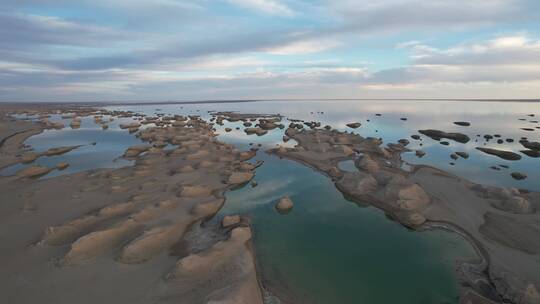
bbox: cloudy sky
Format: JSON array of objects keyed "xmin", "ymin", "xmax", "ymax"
[{"xmin": 1, "ymin": 0, "xmax": 540, "ymax": 102}]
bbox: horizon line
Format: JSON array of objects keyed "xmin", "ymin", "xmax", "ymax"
[{"xmin": 1, "ymin": 98, "xmax": 540, "ymax": 106}]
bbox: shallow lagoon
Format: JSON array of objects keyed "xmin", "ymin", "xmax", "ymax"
[
  {"xmin": 3, "ymin": 99, "xmax": 539, "ymax": 303},
  {"xmin": 218, "ymin": 153, "xmax": 476, "ymax": 304},
  {"xmin": 112, "ymin": 99, "xmax": 540, "ymax": 191}
]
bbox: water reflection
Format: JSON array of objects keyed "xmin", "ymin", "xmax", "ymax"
[
  {"xmin": 217, "ymin": 153, "xmax": 476, "ymax": 304},
  {"xmin": 1, "ymin": 115, "xmax": 139, "ymax": 177},
  {"xmin": 106, "ymin": 99, "xmax": 539, "ymax": 191}
]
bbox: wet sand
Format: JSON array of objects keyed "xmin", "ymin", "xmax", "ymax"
[
  {"xmin": 0, "ymin": 118, "xmax": 45, "ymax": 169},
  {"xmin": 0, "ymin": 105, "xmax": 264, "ymax": 304}
]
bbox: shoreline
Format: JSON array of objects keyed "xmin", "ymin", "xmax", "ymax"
[
  {"xmin": 1, "ymin": 98, "xmax": 540, "ymax": 108},
  {"xmin": 0, "ymin": 118, "xmax": 45, "ymax": 169},
  {"xmin": 268, "ymin": 125, "xmax": 540, "ymax": 304}
]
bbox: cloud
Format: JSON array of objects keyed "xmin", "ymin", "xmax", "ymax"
[
  {"xmin": 0, "ymin": 13, "xmax": 127, "ymax": 49},
  {"xmin": 227, "ymin": 0, "xmax": 294, "ymax": 16},
  {"xmin": 413, "ymin": 35, "xmax": 540, "ymax": 66},
  {"xmin": 178, "ymin": 56, "xmax": 271, "ymax": 70},
  {"xmin": 34, "ymin": 26, "xmax": 325, "ymax": 71},
  {"xmin": 326, "ymin": 0, "xmax": 540, "ymax": 34},
  {"xmin": 2, "ymin": 0, "xmax": 205, "ymax": 24},
  {"xmin": 1, "ymin": 1, "xmax": 540, "ymax": 101},
  {"xmin": 265, "ymin": 38, "xmax": 341, "ymax": 55},
  {"xmin": 378, "ymin": 35, "xmax": 540, "ymax": 83}
]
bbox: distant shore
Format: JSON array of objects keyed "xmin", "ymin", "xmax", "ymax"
[{"xmin": 1, "ymin": 98, "xmax": 540, "ymax": 107}]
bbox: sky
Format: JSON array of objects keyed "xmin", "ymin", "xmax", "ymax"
[{"xmin": 1, "ymin": 0, "xmax": 540, "ymax": 102}]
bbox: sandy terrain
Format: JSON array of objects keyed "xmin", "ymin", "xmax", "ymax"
[{"xmin": 0, "ymin": 106, "xmax": 264, "ymax": 304}]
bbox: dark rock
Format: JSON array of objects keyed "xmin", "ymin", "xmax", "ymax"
[
  {"xmin": 411, "ymin": 134, "xmax": 421, "ymax": 140},
  {"xmin": 418, "ymin": 129, "xmax": 470, "ymax": 143},
  {"xmin": 511, "ymin": 172, "xmax": 527, "ymax": 180},
  {"xmin": 346, "ymin": 122, "xmax": 361, "ymax": 128},
  {"xmin": 259, "ymin": 120, "xmax": 279, "ymax": 130},
  {"xmin": 244, "ymin": 127, "xmax": 268, "ymax": 136},
  {"xmin": 454, "ymin": 121, "xmax": 471, "ymax": 126},
  {"xmin": 398, "ymin": 139, "xmax": 410, "ymax": 146},
  {"xmin": 521, "ymin": 150, "xmax": 540, "ymax": 158},
  {"xmin": 476, "ymin": 147, "xmax": 522, "ymax": 161},
  {"xmin": 388, "ymin": 143, "xmax": 409, "ymax": 152},
  {"xmin": 521, "ymin": 141, "xmax": 540, "ymax": 151},
  {"xmin": 456, "ymin": 152, "xmax": 469, "ymax": 159},
  {"xmin": 304, "ymin": 121, "xmax": 321, "ymax": 129}
]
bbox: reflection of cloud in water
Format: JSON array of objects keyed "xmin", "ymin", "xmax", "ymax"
[
  {"xmin": 216, "ymin": 125, "xmax": 298, "ymax": 149},
  {"xmin": 102, "ymin": 101, "xmax": 540, "ymax": 192},
  {"xmin": 225, "ymin": 177, "xmax": 297, "ymax": 214}
]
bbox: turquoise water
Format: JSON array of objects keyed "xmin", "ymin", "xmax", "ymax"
[
  {"xmin": 219, "ymin": 153, "xmax": 475, "ymax": 304},
  {"xmin": 3, "ymin": 99, "xmax": 539, "ymax": 303}
]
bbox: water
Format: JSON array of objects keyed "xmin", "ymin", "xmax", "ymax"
[
  {"xmin": 105, "ymin": 99, "xmax": 540, "ymax": 191},
  {"xmin": 218, "ymin": 153, "xmax": 475, "ymax": 304},
  {"xmin": 1, "ymin": 115, "xmax": 139, "ymax": 177},
  {"xmin": 3, "ymin": 99, "xmax": 539, "ymax": 303}
]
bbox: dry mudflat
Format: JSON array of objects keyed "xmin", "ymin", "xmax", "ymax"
[{"xmin": 0, "ymin": 105, "xmax": 265, "ymax": 304}]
